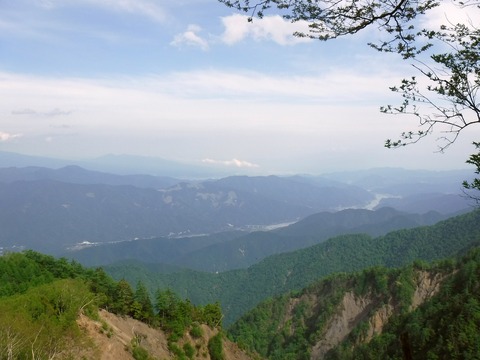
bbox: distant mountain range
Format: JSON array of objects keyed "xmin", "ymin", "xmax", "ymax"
[
  {"xmin": 0, "ymin": 150, "xmax": 250, "ymax": 178},
  {"xmin": 0, "ymin": 151, "xmax": 474, "ymax": 255},
  {"xmin": 0, "ymin": 166, "xmax": 375, "ymax": 254},
  {"xmin": 0, "ymin": 164, "xmax": 179, "ymax": 188}
]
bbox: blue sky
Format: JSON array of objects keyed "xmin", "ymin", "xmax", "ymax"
[{"xmin": 1, "ymin": 0, "xmax": 479, "ymax": 175}]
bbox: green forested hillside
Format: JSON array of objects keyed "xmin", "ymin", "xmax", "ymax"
[
  {"xmin": 228, "ymin": 247, "xmax": 480, "ymax": 359},
  {"xmin": 0, "ymin": 251, "xmax": 225, "ymax": 359},
  {"xmin": 0, "ymin": 251, "xmax": 111, "ymax": 358},
  {"xmin": 0, "ymin": 279, "xmax": 95, "ymax": 359},
  {"xmin": 106, "ymin": 209, "xmax": 480, "ymax": 325}
]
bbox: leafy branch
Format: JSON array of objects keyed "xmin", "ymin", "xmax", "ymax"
[{"xmin": 384, "ymin": 24, "xmax": 480, "ymax": 150}]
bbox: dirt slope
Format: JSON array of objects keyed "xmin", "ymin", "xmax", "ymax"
[
  {"xmin": 310, "ymin": 269, "xmax": 447, "ymax": 359},
  {"xmin": 77, "ymin": 309, "xmax": 253, "ymax": 360}
]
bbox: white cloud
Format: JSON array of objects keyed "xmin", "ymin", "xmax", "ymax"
[
  {"xmin": 421, "ymin": 2, "xmax": 480, "ymax": 29},
  {"xmin": 159, "ymin": 68, "xmax": 400, "ymax": 103},
  {"xmin": 220, "ymin": 14, "xmax": 313, "ymax": 46},
  {"xmin": 11, "ymin": 108, "xmax": 38, "ymax": 115},
  {"xmin": 45, "ymin": 108, "xmax": 72, "ymax": 116},
  {"xmin": 0, "ymin": 131, "xmax": 22, "ymax": 142},
  {"xmin": 202, "ymin": 158, "xmax": 260, "ymax": 168},
  {"xmin": 12, "ymin": 108, "xmax": 72, "ymax": 117},
  {"xmin": 171, "ymin": 24, "xmax": 209, "ymax": 51}
]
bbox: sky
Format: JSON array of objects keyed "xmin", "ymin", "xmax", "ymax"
[{"xmin": 0, "ymin": 0, "xmax": 479, "ymax": 175}]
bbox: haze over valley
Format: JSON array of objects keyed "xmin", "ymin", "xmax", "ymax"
[{"xmin": 0, "ymin": 151, "xmax": 473, "ymax": 257}]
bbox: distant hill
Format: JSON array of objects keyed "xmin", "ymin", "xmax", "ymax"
[
  {"xmin": 0, "ymin": 150, "xmax": 245, "ymax": 178},
  {"xmin": 66, "ymin": 231, "xmax": 247, "ymax": 268},
  {"xmin": 67, "ymin": 207, "xmax": 446, "ymax": 270},
  {"xmin": 152, "ymin": 207, "xmax": 446, "ymax": 272},
  {"xmin": 0, "ymin": 165, "xmax": 180, "ymax": 189},
  {"xmin": 212, "ymin": 175, "xmax": 372, "ymax": 211},
  {"xmin": 375, "ymin": 192, "xmax": 472, "ymax": 214},
  {"xmin": 275, "ymin": 206, "xmax": 444, "ymax": 237},
  {"xmin": 0, "ymin": 179, "xmax": 320, "ymax": 254},
  {"xmin": 0, "ymin": 150, "xmax": 73, "ymax": 169},
  {"xmin": 104, "ymin": 209, "xmax": 480, "ymax": 325}
]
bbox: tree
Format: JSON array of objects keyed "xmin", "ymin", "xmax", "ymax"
[
  {"xmin": 219, "ymin": 0, "xmax": 480, "ymax": 191},
  {"xmin": 203, "ymin": 302, "xmax": 223, "ymax": 328},
  {"xmin": 155, "ymin": 288, "xmax": 180, "ymax": 324},
  {"xmin": 463, "ymin": 142, "xmax": 480, "ymax": 202},
  {"xmin": 113, "ymin": 279, "xmax": 134, "ymax": 316},
  {"xmin": 218, "ymin": 0, "xmax": 439, "ymax": 43},
  {"xmin": 382, "ymin": 24, "xmax": 480, "ymax": 152},
  {"xmin": 133, "ymin": 281, "xmax": 154, "ymax": 324}
]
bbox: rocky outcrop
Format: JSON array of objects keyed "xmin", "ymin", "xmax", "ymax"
[
  {"xmin": 310, "ymin": 269, "xmax": 448, "ymax": 359},
  {"xmin": 310, "ymin": 291, "xmax": 377, "ymax": 359},
  {"xmin": 411, "ymin": 270, "xmax": 446, "ymax": 310}
]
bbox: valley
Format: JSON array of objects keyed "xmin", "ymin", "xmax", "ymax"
[{"xmin": 0, "ymin": 153, "xmax": 479, "ymax": 359}]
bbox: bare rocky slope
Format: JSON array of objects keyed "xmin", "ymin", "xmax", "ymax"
[
  {"xmin": 77, "ymin": 309, "xmax": 253, "ymax": 360},
  {"xmin": 309, "ymin": 270, "xmax": 447, "ymax": 359}
]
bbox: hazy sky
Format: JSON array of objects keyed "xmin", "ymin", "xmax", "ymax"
[{"xmin": 1, "ymin": 0, "xmax": 479, "ymax": 174}]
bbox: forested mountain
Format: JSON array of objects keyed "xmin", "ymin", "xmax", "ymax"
[
  {"xmin": 173, "ymin": 207, "xmax": 448, "ymax": 272},
  {"xmin": 0, "ymin": 251, "xmax": 250, "ymax": 359},
  {"xmin": 105, "ymin": 209, "xmax": 480, "ymax": 325},
  {"xmin": 67, "ymin": 231, "xmax": 247, "ymax": 268},
  {"xmin": 274, "ymin": 206, "xmax": 444, "ymax": 237},
  {"xmin": 0, "ymin": 179, "xmax": 314, "ymax": 254},
  {"xmin": 228, "ymin": 246, "xmax": 480, "ymax": 359},
  {"xmin": 67, "ymin": 207, "xmax": 446, "ymax": 270}
]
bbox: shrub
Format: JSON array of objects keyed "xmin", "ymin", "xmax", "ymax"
[
  {"xmin": 190, "ymin": 323, "xmax": 203, "ymax": 338},
  {"xmin": 208, "ymin": 333, "xmax": 224, "ymax": 360},
  {"xmin": 183, "ymin": 342, "xmax": 195, "ymax": 359}
]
